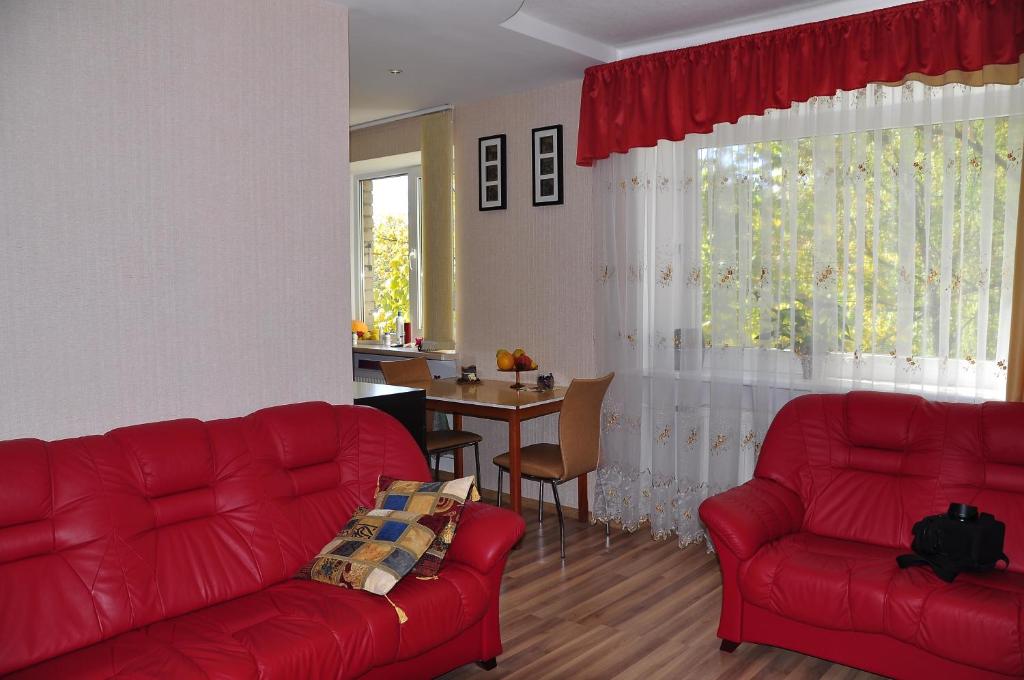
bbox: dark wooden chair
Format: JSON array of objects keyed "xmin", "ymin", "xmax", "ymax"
[{"xmin": 380, "ymin": 358, "xmax": 482, "ymax": 480}]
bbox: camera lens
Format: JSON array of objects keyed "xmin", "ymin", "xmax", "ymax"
[{"xmin": 947, "ymin": 503, "xmax": 978, "ymax": 522}]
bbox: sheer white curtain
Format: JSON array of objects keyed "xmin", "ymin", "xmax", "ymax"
[{"xmin": 594, "ymin": 82, "xmax": 1024, "ymax": 546}]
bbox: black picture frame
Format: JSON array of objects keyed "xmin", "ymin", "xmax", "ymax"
[
  {"xmin": 532, "ymin": 124, "xmax": 563, "ymax": 206},
  {"xmin": 478, "ymin": 134, "xmax": 507, "ymax": 211}
]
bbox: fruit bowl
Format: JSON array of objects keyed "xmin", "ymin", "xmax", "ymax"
[
  {"xmin": 497, "ymin": 365, "xmax": 538, "ymax": 390},
  {"xmin": 495, "ymin": 348, "xmax": 538, "ymax": 389}
]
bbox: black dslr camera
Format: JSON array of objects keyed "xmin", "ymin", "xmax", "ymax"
[{"xmin": 897, "ymin": 503, "xmax": 1008, "ymax": 582}]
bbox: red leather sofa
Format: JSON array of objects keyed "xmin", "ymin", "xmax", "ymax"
[
  {"xmin": 0, "ymin": 402, "xmax": 525, "ymax": 679},
  {"xmin": 700, "ymin": 391, "xmax": 1024, "ymax": 680}
]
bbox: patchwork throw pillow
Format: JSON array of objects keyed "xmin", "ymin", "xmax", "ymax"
[
  {"xmin": 375, "ymin": 475, "xmax": 480, "ymax": 577},
  {"xmin": 298, "ymin": 507, "xmax": 447, "ymax": 602}
]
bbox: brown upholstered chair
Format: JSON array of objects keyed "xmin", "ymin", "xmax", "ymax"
[
  {"xmin": 380, "ymin": 357, "xmax": 482, "ymax": 480},
  {"xmin": 493, "ymin": 372, "xmax": 614, "ymax": 558}
]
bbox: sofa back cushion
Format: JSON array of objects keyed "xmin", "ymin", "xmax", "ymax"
[
  {"xmin": 757, "ymin": 392, "xmax": 1024, "ymax": 570},
  {"xmin": 96, "ymin": 416, "xmax": 279, "ymax": 625},
  {"xmin": 756, "ymin": 392, "xmax": 944, "ymax": 550},
  {"xmin": 0, "ymin": 437, "xmax": 124, "ymax": 674},
  {"xmin": 939, "ymin": 401, "xmax": 1024, "ymax": 572},
  {"xmin": 247, "ymin": 403, "xmax": 432, "ymax": 576}
]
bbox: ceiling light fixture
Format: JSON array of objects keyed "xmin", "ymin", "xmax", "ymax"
[{"xmin": 388, "ymin": 68, "xmax": 403, "ymax": 75}]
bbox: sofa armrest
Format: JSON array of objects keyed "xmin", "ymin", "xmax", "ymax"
[
  {"xmin": 446, "ymin": 502, "xmax": 525, "ymax": 574},
  {"xmin": 698, "ymin": 478, "xmax": 803, "ymax": 560}
]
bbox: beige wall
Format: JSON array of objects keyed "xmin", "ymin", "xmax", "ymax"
[
  {"xmin": 0, "ymin": 0, "xmax": 352, "ymax": 440},
  {"xmin": 454, "ymin": 79, "xmax": 597, "ymax": 509}
]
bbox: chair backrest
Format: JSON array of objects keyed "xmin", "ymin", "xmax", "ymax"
[
  {"xmin": 380, "ymin": 357, "xmax": 432, "ymax": 385},
  {"xmin": 558, "ymin": 373, "xmax": 614, "ymax": 481}
]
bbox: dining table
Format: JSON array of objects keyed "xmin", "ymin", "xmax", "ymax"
[{"xmin": 404, "ymin": 377, "xmax": 585, "ymax": 522}]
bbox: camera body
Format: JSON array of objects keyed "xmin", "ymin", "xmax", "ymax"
[{"xmin": 905, "ymin": 503, "xmax": 1007, "ymax": 581}]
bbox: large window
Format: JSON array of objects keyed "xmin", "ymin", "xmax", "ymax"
[
  {"xmin": 354, "ymin": 167, "xmax": 422, "ymax": 338},
  {"xmin": 693, "ymin": 83, "xmax": 1023, "ymax": 398},
  {"xmin": 597, "ymin": 81, "xmax": 1023, "ymax": 402}
]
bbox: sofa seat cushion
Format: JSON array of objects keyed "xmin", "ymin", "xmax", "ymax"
[
  {"xmin": 739, "ymin": 532, "xmax": 900, "ymax": 633},
  {"xmin": 740, "ymin": 532, "xmax": 1024, "ymax": 676},
  {"xmin": 7, "ymin": 630, "xmax": 225, "ymax": 679},
  {"xmin": 147, "ymin": 578, "xmax": 404, "ymax": 680},
  {"xmin": 10, "ymin": 580, "xmax": 397, "ymax": 680},
  {"xmin": 11, "ymin": 561, "xmax": 491, "ymax": 680},
  {"xmin": 884, "ymin": 567, "xmax": 1024, "ymax": 675}
]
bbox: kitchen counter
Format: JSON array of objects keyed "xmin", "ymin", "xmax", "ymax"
[
  {"xmin": 352, "ymin": 343, "xmax": 456, "ymax": 361},
  {"xmin": 352, "ymin": 344, "xmax": 459, "ymax": 382},
  {"xmin": 352, "ymin": 382, "xmax": 424, "ymax": 399}
]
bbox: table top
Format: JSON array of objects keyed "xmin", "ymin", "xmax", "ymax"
[
  {"xmin": 401, "ymin": 378, "xmax": 566, "ymax": 410},
  {"xmin": 352, "ymin": 382, "xmax": 425, "ymax": 401}
]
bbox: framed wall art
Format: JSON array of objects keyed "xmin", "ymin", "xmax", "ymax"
[
  {"xmin": 478, "ymin": 134, "xmax": 507, "ymax": 211},
  {"xmin": 531, "ymin": 124, "xmax": 563, "ymax": 206}
]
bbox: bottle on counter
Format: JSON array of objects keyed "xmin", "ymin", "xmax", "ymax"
[{"xmin": 395, "ymin": 312, "xmax": 404, "ymax": 346}]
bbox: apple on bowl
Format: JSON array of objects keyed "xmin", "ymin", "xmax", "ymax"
[{"xmin": 515, "ymin": 354, "xmax": 538, "ymax": 370}]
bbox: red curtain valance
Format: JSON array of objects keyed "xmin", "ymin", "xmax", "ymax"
[{"xmin": 577, "ymin": 0, "xmax": 1024, "ymax": 166}]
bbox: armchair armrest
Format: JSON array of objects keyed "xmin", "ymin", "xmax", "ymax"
[
  {"xmin": 698, "ymin": 478, "xmax": 803, "ymax": 560},
  {"xmin": 446, "ymin": 501, "xmax": 526, "ymax": 574}
]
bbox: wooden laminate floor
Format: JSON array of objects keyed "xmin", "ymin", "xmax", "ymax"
[{"xmin": 440, "ymin": 496, "xmax": 882, "ymax": 680}]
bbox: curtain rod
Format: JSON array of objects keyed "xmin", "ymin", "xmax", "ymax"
[{"xmin": 350, "ymin": 104, "xmax": 453, "ymax": 131}]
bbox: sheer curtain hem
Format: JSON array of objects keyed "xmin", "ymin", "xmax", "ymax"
[{"xmin": 592, "ymin": 514, "xmax": 714, "ymax": 552}]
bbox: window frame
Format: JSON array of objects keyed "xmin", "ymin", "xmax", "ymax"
[
  {"xmin": 666, "ymin": 345, "xmax": 1006, "ymax": 401},
  {"xmin": 351, "ymin": 165, "xmax": 424, "ymax": 338}
]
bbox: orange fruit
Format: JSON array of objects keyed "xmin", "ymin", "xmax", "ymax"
[{"xmin": 497, "ymin": 352, "xmax": 515, "ymax": 371}]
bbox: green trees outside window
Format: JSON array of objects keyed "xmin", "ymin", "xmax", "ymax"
[{"xmin": 370, "ymin": 214, "xmax": 409, "ymax": 335}]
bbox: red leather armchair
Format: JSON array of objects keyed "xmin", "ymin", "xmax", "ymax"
[
  {"xmin": 0, "ymin": 402, "xmax": 525, "ymax": 679},
  {"xmin": 700, "ymin": 391, "xmax": 1024, "ymax": 680}
]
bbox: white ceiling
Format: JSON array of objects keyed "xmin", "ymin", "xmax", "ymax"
[
  {"xmin": 345, "ymin": 0, "xmax": 909, "ymax": 126},
  {"xmin": 345, "ymin": 0, "xmax": 595, "ymax": 125},
  {"xmin": 520, "ymin": 0, "xmax": 833, "ymax": 47}
]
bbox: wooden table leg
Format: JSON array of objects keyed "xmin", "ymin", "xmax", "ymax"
[
  {"xmin": 577, "ymin": 472, "xmax": 588, "ymax": 523},
  {"xmin": 509, "ymin": 413, "xmax": 522, "ymax": 515},
  {"xmin": 452, "ymin": 413, "xmax": 464, "ymax": 478}
]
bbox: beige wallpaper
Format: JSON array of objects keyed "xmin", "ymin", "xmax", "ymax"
[
  {"xmin": 0, "ymin": 0, "xmax": 352, "ymax": 440},
  {"xmin": 350, "ymin": 117, "xmax": 421, "ymax": 163},
  {"xmin": 454, "ymin": 79, "xmax": 597, "ymax": 509}
]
